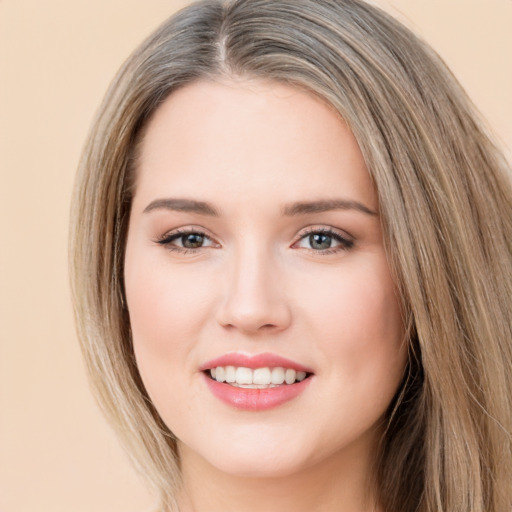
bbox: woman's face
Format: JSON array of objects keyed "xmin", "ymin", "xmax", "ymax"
[{"xmin": 124, "ymin": 79, "xmax": 407, "ymax": 480}]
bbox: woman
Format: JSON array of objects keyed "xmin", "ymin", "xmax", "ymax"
[{"xmin": 69, "ymin": 1, "xmax": 512, "ymax": 511}]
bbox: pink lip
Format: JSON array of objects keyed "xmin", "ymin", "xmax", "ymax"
[
  {"xmin": 200, "ymin": 352, "xmax": 313, "ymax": 373},
  {"xmin": 200, "ymin": 352, "xmax": 314, "ymax": 411},
  {"xmin": 203, "ymin": 374, "xmax": 312, "ymax": 411}
]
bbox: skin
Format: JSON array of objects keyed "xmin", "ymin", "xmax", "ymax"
[{"xmin": 124, "ymin": 79, "xmax": 408, "ymax": 512}]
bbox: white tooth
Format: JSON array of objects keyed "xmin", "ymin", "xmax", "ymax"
[
  {"xmin": 215, "ymin": 366, "xmax": 225, "ymax": 383},
  {"xmin": 296, "ymin": 371, "xmax": 307, "ymax": 382},
  {"xmin": 271, "ymin": 367, "xmax": 285, "ymax": 385},
  {"xmin": 225, "ymin": 365, "xmax": 236, "ymax": 383},
  {"xmin": 232, "ymin": 383, "xmax": 279, "ymax": 389},
  {"xmin": 210, "ymin": 368, "xmax": 216, "ymax": 379},
  {"xmin": 235, "ymin": 367, "xmax": 253, "ymax": 385},
  {"xmin": 253, "ymin": 367, "xmax": 272, "ymax": 385},
  {"xmin": 285, "ymin": 369, "xmax": 297, "ymax": 384}
]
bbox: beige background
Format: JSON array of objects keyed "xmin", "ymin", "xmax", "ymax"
[{"xmin": 0, "ymin": 1, "xmax": 510, "ymax": 511}]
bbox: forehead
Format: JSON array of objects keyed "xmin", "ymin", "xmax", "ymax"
[{"xmin": 133, "ymin": 78, "xmax": 376, "ymax": 212}]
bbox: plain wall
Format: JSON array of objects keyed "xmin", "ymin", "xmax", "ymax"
[{"xmin": 0, "ymin": 1, "xmax": 510, "ymax": 511}]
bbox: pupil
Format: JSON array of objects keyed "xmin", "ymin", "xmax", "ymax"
[
  {"xmin": 183, "ymin": 233, "xmax": 204, "ymax": 248},
  {"xmin": 310, "ymin": 233, "xmax": 331, "ymax": 250}
]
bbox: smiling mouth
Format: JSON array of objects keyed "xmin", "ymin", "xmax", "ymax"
[{"xmin": 205, "ymin": 366, "xmax": 312, "ymax": 389}]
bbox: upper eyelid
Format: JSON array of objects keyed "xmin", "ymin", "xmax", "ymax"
[
  {"xmin": 294, "ymin": 225, "xmax": 354, "ymax": 242},
  {"xmin": 291, "ymin": 226, "xmax": 356, "ymax": 254},
  {"xmin": 157, "ymin": 226, "xmax": 216, "ymax": 242},
  {"xmin": 157, "ymin": 225, "xmax": 351, "ymax": 239},
  {"xmin": 155, "ymin": 224, "xmax": 354, "ymax": 249},
  {"xmin": 155, "ymin": 228, "xmax": 219, "ymax": 253}
]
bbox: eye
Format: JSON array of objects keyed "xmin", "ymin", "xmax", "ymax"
[
  {"xmin": 293, "ymin": 228, "xmax": 354, "ymax": 254},
  {"xmin": 156, "ymin": 228, "xmax": 217, "ymax": 252}
]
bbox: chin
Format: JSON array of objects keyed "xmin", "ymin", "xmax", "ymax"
[
  {"xmin": 181, "ymin": 431, "xmax": 316, "ymax": 480},
  {"xmin": 209, "ymin": 451, "xmax": 310, "ymax": 479}
]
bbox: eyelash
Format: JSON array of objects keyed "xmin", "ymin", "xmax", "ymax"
[
  {"xmin": 155, "ymin": 226, "xmax": 354, "ymax": 255},
  {"xmin": 156, "ymin": 228, "xmax": 215, "ymax": 255},
  {"xmin": 293, "ymin": 227, "xmax": 354, "ymax": 255}
]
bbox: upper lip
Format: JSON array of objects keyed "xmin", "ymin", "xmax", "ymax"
[{"xmin": 200, "ymin": 352, "xmax": 314, "ymax": 373}]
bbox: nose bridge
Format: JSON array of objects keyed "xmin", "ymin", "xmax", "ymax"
[{"xmin": 217, "ymin": 239, "xmax": 291, "ymax": 333}]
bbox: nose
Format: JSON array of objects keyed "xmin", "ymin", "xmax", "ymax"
[{"xmin": 215, "ymin": 247, "xmax": 292, "ymax": 335}]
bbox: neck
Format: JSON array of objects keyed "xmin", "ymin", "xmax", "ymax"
[{"xmin": 176, "ymin": 441, "xmax": 381, "ymax": 512}]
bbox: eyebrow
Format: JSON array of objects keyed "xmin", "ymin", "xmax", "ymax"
[
  {"xmin": 143, "ymin": 198, "xmax": 220, "ymax": 216},
  {"xmin": 143, "ymin": 197, "xmax": 377, "ymax": 217},
  {"xmin": 282, "ymin": 199, "xmax": 377, "ymax": 216}
]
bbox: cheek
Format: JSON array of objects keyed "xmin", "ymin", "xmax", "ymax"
[
  {"xmin": 124, "ymin": 246, "xmax": 217, "ymax": 388},
  {"xmin": 299, "ymin": 256, "xmax": 406, "ymax": 387},
  {"xmin": 124, "ymin": 256, "xmax": 220, "ymax": 428},
  {"xmin": 304, "ymin": 255, "xmax": 402, "ymax": 334}
]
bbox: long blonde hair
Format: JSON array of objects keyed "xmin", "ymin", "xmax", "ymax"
[{"xmin": 69, "ymin": 1, "xmax": 512, "ymax": 510}]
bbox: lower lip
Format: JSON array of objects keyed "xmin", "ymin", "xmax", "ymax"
[{"xmin": 203, "ymin": 373, "xmax": 312, "ymax": 411}]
